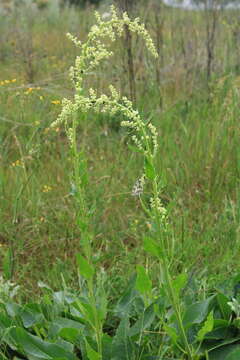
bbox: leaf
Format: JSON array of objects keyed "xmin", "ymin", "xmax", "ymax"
[
  {"xmin": 201, "ymin": 336, "xmax": 240, "ymax": 354},
  {"xmin": 102, "ymin": 334, "xmax": 112, "ymax": 359},
  {"xmin": 112, "ymin": 318, "xmax": 135, "ymax": 360},
  {"xmin": 226, "ymin": 348, "xmax": 240, "ymax": 359},
  {"xmin": 76, "ymin": 254, "xmax": 94, "ymax": 280},
  {"xmin": 183, "ymin": 296, "xmax": 215, "ymax": 327},
  {"xmin": 48, "ymin": 316, "xmax": 83, "ymax": 338},
  {"xmin": 197, "ymin": 311, "xmax": 214, "ymax": 342},
  {"xmin": 20, "ymin": 303, "xmax": 45, "ymax": 328},
  {"xmin": 136, "ymin": 265, "xmax": 152, "ymax": 295},
  {"xmin": 53, "ymin": 291, "xmax": 75, "ymax": 305},
  {"xmin": 145, "ymin": 158, "xmax": 155, "ymax": 181},
  {"xmin": 80, "ymin": 302, "xmax": 97, "ymax": 326},
  {"xmin": 143, "ymin": 237, "xmax": 162, "ymax": 259},
  {"xmin": 55, "ymin": 339, "xmax": 74, "ymax": 353},
  {"xmin": 217, "ymin": 293, "xmax": 232, "ymax": 320},
  {"xmin": 115, "ymin": 276, "xmax": 137, "ymax": 318},
  {"xmin": 59, "ymin": 328, "xmax": 80, "ymax": 344},
  {"xmin": 172, "ymin": 273, "xmax": 187, "ymax": 299},
  {"xmin": 5, "ymin": 302, "xmax": 21, "ymax": 318},
  {"xmin": 204, "ymin": 320, "xmax": 229, "ymax": 340},
  {"xmin": 9, "ymin": 327, "xmax": 77, "ymax": 360},
  {"xmin": 209, "ymin": 344, "xmax": 240, "ymax": 360},
  {"xmin": 163, "ymin": 324, "xmax": 179, "ymax": 346},
  {"xmin": 85, "ymin": 340, "xmax": 101, "ymax": 360},
  {"xmin": 129, "ymin": 303, "xmax": 155, "ymax": 337}
]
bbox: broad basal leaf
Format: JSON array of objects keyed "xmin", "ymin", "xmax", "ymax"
[{"xmin": 9, "ymin": 327, "xmax": 77, "ymax": 360}]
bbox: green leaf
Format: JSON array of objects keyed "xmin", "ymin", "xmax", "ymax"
[
  {"xmin": 143, "ymin": 237, "xmax": 162, "ymax": 259},
  {"xmin": 112, "ymin": 318, "xmax": 135, "ymax": 360},
  {"xmin": 172, "ymin": 273, "xmax": 187, "ymax": 298},
  {"xmin": 48, "ymin": 316, "xmax": 83, "ymax": 338},
  {"xmin": 76, "ymin": 254, "xmax": 94, "ymax": 280},
  {"xmin": 85, "ymin": 340, "xmax": 101, "ymax": 360},
  {"xmin": 59, "ymin": 328, "xmax": 80, "ymax": 344},
  {"xmin": 5, "ymin": 302, "xmax": 21, "ymax": 317},
  {"xmin": 20, "ymin": 303, "xmax": 45, "ymax": 328},
  {"xmin": 9, "ymin": 327, "xmax": 77, "ymax": 360},
  {"xmin": 102, "ymin": 334, "xmax": 113, "ymax": 359},
  {"xmin": 135, "ymin": 265, "xmax": 152, "ymax": 295},
  {"xmin": 204, "ymin": 320, "xmax": 229, "ymax": 340},
  {"xmin": 183, "ymin": 296, "xmax": 215, "ymax": 327},
  {"xmin": 115, "ymin": 276, "xmax": 137, "ymax": 318},
  {"xmin": 163, "ymin": 324, "xmax": 179, "ymax": 346},
  {"xmin": 129, "ymin": 303, "xmax": 155, "ymax": 337},
  {"xmin": 145, "ymin": 158, "xmax": 155, "ymax": 181},
  {"xmin": 209, "ymin": 344, "xmax": 240, "ymax": 360},
  {"xmin": 226, "ymin": 348, "xmax": 240, "ymax": 360},
  {"xmin": 197, "ymin": 311, "xmax": 214, "ymax": 342},
  {"xmin": 217, "ymin": 293, "xmax": 232, "ymax": 320}
]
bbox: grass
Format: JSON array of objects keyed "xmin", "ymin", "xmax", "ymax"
[{"xmin": 0, "ymin": 0, "xmax": 239, "ymax": 299}]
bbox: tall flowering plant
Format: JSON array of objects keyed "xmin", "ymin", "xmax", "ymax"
[{"xmin": 52, "ymin": 6, "xmax": 194, "ymax": 359}]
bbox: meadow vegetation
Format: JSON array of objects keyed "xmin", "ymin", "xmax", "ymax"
[{"xmin": 0, "ymin": 1, "xmax": 240, "ymax": 359}]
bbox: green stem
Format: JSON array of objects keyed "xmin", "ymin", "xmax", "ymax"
[
  {"xmin": 71, "ymin": 117, "xmax": 102, "ymax": 358},
  {"xmin": 149, "ymin": 156, "xmax": 193, "ymax": 359},
  {"xmin": 88, "ymin": 278, "xmax": 103, "ymax": 357}
]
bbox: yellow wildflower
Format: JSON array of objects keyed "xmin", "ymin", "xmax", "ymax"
[
  {"xmin": 42, "ymin": 185, "xmax": 52, "ymax": 193},
  {"xmin": 11, "ymin": 159, "xmax": 24, "ymax": 167},
  {"xmin": 51, "ymin": 100, "xmax": 61, "ymax": 105}
]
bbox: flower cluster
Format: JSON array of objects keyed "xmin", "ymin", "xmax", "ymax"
[
  {"xmin": 51, "ymin": 5, "xmax": 160, "ymax": 208},
  {"xmin": 24, "ymin": 87, "xmax": 41, "ymax": 95},
  {"xmin": 0, "ymin": 276, "xmax": 19, "ymax": 303},
  {"xmin": 51, "ymin": 5, "xmax": 158, "ymax": 130},
  {"xmin": 42, "ymin": 185, "xmax": 52, "ymax": 193},
  {"xmin": 132, "ymin": 174, "xmax": 145, "ymax": 197},
  {"xmin": 0, "ymin": 79, "xmax": 16, "ymax": 86},
  {"xmin": 51, "ymin": 100, "xmax": 61, "ymax": 105},
  {"xmin": 150, "ymin": 196, "xmax": 167, "ymax": 220},
  {"xmin": 11, "ymin": 159, "xmax": 24, "ymax": 167}
]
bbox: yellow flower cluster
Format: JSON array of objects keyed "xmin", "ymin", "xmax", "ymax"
[
  {"xmin": 42, "ymin": 185, "xmax": 52, "ymax": 193},
  {"xmin": 0, "ymin": 79, "xmax": 16, "ymax": 86},
  {"xmin": 11, "ymin": 159, "xmax": 24, "ymax": 167},
  {"xmin": 24, "ymin": 87, "xmax": 41, "ymax": 95},
  {"xmin": 51, "ymin": 100, "xmax": 61, "ymax": 105}
]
